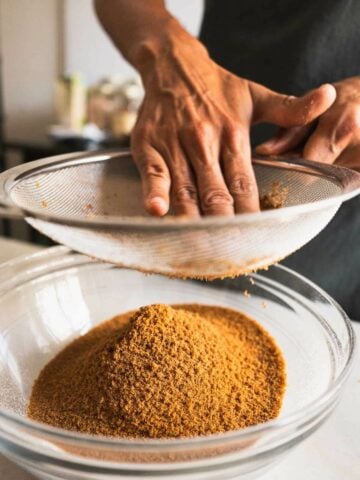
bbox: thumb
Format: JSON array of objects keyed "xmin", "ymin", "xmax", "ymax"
[{"xmin": 251, "ymin": 83, "xmax": 336, "ymax": 128}]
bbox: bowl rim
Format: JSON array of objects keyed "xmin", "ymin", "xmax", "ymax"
[{"xmin": 0, "ymin": 246, "xmax": 355, "ymax": 449}]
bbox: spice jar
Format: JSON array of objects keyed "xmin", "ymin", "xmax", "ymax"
[
  {"xmin": 87, "ymin": 76, "xmax": 119, "ymax": 135},
  {"xmin": 111, "ymin": 78, "xmax": 144, "ymax": 138},
  {"xmin": 87, "ymin": 76, "xmax": 144, "ymax": 139}
]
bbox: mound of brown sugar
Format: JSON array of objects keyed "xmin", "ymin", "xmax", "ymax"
[{"xmin": 28, "ymin": 304, "xmax": 286, "ymax": 439}]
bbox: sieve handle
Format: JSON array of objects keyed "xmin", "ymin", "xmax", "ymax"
[{"xmin": 0, "ymin": 202, "xmax": 25, "ymax": 220}]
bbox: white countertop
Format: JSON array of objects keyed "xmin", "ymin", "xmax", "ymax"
[{"xmin": 0, "ymin": 238, "xmax": 359, "ymax": 480}]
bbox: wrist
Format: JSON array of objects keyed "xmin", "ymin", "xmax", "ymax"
[{"xmin": 130, "ymin": 18, "xmax": 209, "ymax": 88}]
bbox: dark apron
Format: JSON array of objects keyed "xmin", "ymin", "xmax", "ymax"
[{"xmin": 200, "ymin": 0, "xmax": 360, "ymax": 318}]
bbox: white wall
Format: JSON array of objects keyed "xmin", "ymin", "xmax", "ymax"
[
  {"xmin": 64, "ymin": 0, "xmax": 204, "ymax": 84},
  {"xmin": 0, "ymin": 0, "xmax": 61, "ymax": 139},
  {"xmin": 0, "ymin": 0, "xmax": 204, "ymax": 139}
]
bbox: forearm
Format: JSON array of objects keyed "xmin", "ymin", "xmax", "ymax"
[{"xmin": 94, "ymin": 0, "xmax": 200, "ymax": 79}]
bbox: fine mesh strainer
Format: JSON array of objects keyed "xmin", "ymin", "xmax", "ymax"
[{"xmin": 0, "ymin": 149, "xmax": 359, "ymax": 279}]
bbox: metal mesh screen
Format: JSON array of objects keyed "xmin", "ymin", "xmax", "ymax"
[
  {"xmin": 11, "ymin": 160, "xmax": 341, "ymax": 219},
  {"xmin": 3, "ymin": 152, "xmax": 353, "ymax": 278}
]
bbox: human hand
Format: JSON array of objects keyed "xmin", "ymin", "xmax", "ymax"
[
  {"xmin": 132, "ymin": 30, "xmax": 336, "ymax": 217},
  {"xmin": 257, "ymin": 77, "xmax": 360, "ymax": 172}
]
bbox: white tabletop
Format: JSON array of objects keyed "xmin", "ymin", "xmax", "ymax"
[{"xmin": 0, "ymin": 238, "xmax": 359, "ymax": 480}]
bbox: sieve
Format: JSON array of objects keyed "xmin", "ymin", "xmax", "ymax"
[{"xmin": 0, "ymin": 149, "xmax": 359, "ymax": 279}]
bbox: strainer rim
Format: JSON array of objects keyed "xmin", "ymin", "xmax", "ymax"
[{"xmin": 0, "ymin": 150, "xmax": 359, "ymax": 231}]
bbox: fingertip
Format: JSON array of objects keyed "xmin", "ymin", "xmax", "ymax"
[
  {"xmin": 173, "ymin": 203, "xmax": 201, "ymax": 218},
  {"xmin": 315, "ymin": 83, "xmax": 337, "ymax": 109},
  {"xmin": 255, "ymin": 140, "xmax": 278, "ymax": 155},
  {"xmin": 234, "ymin": 197, "xmax": 260, "ymax": 214},
  {"xmin": 256, "ymin": 135, "xmax": 293, "ymax": 155},
  {"xmin": 146, "ymin": 196, "xmax": 169, "ymax": 217},
  {"xmin": 296, "ymin": 83, "xmax": 336, "ymax": 125},
  {"xmin": 308, "ymin": 83, "xmax": 336, "ymax": 111},
  {"xmin": 255, "ymin": 145, "xmax": 271, "ymax": 155},
  {"xmin": 319, "ymin": 83, "xmax": 337, "ymax": 100}
]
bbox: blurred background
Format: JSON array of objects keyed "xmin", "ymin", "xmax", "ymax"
[{"xmin": 0, "ymin": 0, "xmax": 204, "ymax": 242}]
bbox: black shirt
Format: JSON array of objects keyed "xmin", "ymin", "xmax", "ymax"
[{"xmin": 200, "ymin": 0, "xmax": 360, "ymax": 318}]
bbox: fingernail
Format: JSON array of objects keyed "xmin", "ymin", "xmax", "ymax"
[
  {"xmin": 147, "ymin": 196, "xmax": 168, "ymax": 215},
  {"xmin": 320, "ymin": 83, "xmax": 337, "ymax": 101}
]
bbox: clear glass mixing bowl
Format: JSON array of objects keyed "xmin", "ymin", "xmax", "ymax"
[{"xmin": 0, "ymin": 247, "xmax": 355, "ymax": 480}]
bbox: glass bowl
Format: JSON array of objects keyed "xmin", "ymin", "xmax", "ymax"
[{"xmin": 0, "ymin": 247, "xmax": 355, "ymax": 480}]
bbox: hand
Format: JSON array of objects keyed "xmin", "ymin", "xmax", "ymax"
[
  {"xmin": 132, "ymin": 31, "xmax": 336, "ymax": 217},
  {"xmin": 257, "ymin": 77, "xmax": 360, "ymax": 172}
]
